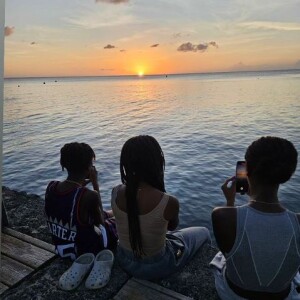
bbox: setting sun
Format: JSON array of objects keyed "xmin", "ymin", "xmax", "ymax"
[{"xmin": 4, "ymin": 0, "xmax": 300, "ymax": 78}]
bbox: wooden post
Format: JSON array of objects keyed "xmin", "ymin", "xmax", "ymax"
[{"xmin": 0, "ymin": 0, "xmax": 5, "ymax": 237}]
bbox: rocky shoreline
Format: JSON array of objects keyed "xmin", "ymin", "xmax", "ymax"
[{"xmin": 1, "ymin": 186, "xmax": 219, "ymax": 300}]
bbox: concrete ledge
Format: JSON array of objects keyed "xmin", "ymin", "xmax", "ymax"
[
  {"xmin": 114, "ymin": 278, "xmax": 194, "ymax": 299},
  {"xmin": 1, "ymin": 186, "xmax": 218, "ymax": 300}
]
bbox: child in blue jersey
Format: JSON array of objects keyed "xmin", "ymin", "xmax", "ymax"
[{"xmin": 45, "ymin": 142, "xmax": 117, "ymax": 260}]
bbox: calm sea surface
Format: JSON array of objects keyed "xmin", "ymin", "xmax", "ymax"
[{"xmin": 3, "ymin": 70, "xmax": 300, "ymax": 230}]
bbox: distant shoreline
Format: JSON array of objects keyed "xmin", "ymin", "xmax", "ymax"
[{"xmin": 4, "ymin": 68, "xmax": 300, "ymax": 80}]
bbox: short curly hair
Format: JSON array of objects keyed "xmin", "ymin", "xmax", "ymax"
[
  {"xmin": 60, "ymin": 142, "xmax": 95, "ymax": 174},
  {"xmin": 245, "ymin": 136, "xmax": 298, "ymax": 185}
]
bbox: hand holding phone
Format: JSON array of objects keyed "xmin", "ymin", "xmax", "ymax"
[
  {"xmin": 236, "ymin": 161, "xmax": 249, "ymax": 194},
  {"xmin": 221, "ymin": 176, "xmax": 236, "ymax": 206}
]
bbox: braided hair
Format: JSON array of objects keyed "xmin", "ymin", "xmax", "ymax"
[
  {"xmin": 245, "ymin": 136, "xmax": 297, "ymax": 185},
  {"xmin": 120, "ymin": 135, "xmax": 166, "ymax": 257},
  {"xmin": 60, "ymin": 142, "xmax": 95, "ymax": 174}
]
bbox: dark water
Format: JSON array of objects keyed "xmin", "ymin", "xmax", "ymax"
[{"xmin": 3, "ymin": 70, "xmax": 300, "ymax": 230}]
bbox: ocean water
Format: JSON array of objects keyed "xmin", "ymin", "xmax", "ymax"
[{"xmin": 3, "ymin": 70, "xmax": 300, "ymax": 230}]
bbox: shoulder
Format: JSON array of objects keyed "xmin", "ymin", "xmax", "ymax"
[
  {"xmin": 212, "ymin": 206, "xmax": 237, "ymax": 221},
  {"xmin": 112, "ymin": 184, "xmax": 125, "ymax": 195},
  {"xmin": 48, "ymin": 180, "xmax": 59, "ymax": 185},
  {"xmin": 45, "ymin": 181, "xmax": 59, "ymax": 199},
  {"xmin": 46, "ymin": 181, "xmax": 59, "ymax": 191},
  {"xmin": 166, "ymin": 194, "xmax": 179, "ymax": 209},
  {"xmin": 80, "ymin": 188, "xmax": 100, "ymax": 207},
  {"xmin": 211, "ymin": 207, "xmax": 237, "ymax": 234},
  {"xmin": 212, "ymin": 206, "xmax": 237, "ymax": 254},
  {"xmin": 111, "ymin": 184, "xmax": 125, "ymax": 201}
]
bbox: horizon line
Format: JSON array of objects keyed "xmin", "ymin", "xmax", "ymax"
[{"xmin": 4, "ymin": 68, "xmax": 300, "ymax": 80}]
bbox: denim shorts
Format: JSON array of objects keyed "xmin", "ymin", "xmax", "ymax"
[{"xmin": 117, "ymin": 227, "xmax": 210, "ymax": 280}]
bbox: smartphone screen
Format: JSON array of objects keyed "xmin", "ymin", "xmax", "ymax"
[{"xmin": 236, "ymin": 161, "xmax": 249, "ymax": 194}]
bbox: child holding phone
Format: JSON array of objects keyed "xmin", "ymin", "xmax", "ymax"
[{"xmin": 211, "ymin": 136, "xmax": 300, "ymax": 299}]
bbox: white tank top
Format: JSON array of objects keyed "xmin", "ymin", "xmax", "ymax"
[{"xmin": 225, "ymin": 205, "xmax": 300, "ymax": 293}]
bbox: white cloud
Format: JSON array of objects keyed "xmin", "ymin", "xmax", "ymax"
[
  {"xmin": 172, "ymin": 31, "xmax": 195, "ymax": 39},
  {"xmin": 65, "ymin": 5, "xmax": 137, "ymax": 29},
  {"xmin": 96, "ymin": 0, "xmax": 129, "ymax": 3},
  {"xmin": 117, "ymin": 32, "xmax": 144, "ymax": 43},
  {"xmin": 240, "ymin": 21, "xmax": 300, "ymax": 31}
]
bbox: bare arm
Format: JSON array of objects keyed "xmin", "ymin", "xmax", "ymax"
[
  {"xmin": 89, "ymin": 192, "xmax": 104, "ymax": 225},
  {"xmin": 164, "ymin": 195, "xmax": 179, "ymax": 231},
  {"xmin": 88, "ymin": 166, "xmax": 104, "ymax": 213},
  {"xmin": 79, "ymin": 166, "xmax": 105, "ymax": 225},
  {"xmin": 211, "ymin": 176, "xmax": 238, "ymax": 253},
  {"xmin": 221, "ymin": 176, "xmax": 236, "ymax": 207},
  {"xmin": 212, "ymin": 207, "xmax": 236, "ymax": 253},
  {"xmin": 79, "ymin": 191, "xmax": 104, "ymax": 225}
]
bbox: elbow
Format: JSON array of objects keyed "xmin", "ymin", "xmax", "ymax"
[{"xmin": 168, "ymin": 218, "xmax": 179, "ymax": 231}]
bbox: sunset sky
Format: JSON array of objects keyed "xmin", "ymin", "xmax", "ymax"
[{"xmin": 4, "ymin": 0, "xmax": 300, "ymax": 77}]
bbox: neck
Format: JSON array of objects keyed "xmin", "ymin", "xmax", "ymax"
[
  {"xmin": 138, "ymin": 181, "xmax": 152, "ymax": 189},
  {"xmin": 249, "ymin": 182, "xmax": 279, "ymax": 204},
  {"xmin": 66, "ymin": 175, "xmax": 85, "ymax": 186}
]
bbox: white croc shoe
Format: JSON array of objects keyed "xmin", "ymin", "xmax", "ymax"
[
  {"xmin": 58, "ymin": 253, "xmax": 95, "ymax": 291},
  {"xmin": 85, "ymin": 249, "xmax": 114, "ymax": 289}
]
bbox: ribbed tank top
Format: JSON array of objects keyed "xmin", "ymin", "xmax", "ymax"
[
  {"xmin": 111, "ymin": 184, "xmax": 169, "ymax": 257},
  {"xmin": 225, "ymin": 204, "xmax": 300, "ymax": 293}
]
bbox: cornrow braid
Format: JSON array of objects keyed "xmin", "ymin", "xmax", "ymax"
[
  {"xmin": 120, "ymin": 135, "xmax": 166, "ymax": 258},
  {"xmin": 60, "ymin": 142, "xmax": 95, "ymax": 174}
]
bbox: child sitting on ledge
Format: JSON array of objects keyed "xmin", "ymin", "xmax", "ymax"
[
  {"xmin": 45, "ymin": 142, "xmax": 117, "ymax": 260},
  {"xmin": 112, "ymin": 135, "xmax": 211, "ymax": 280}
]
